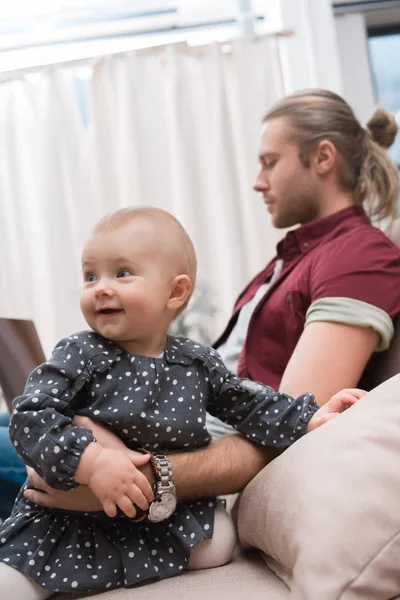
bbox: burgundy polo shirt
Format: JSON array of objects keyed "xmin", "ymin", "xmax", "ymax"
[{"xmin": 214, "ymin": 206, "xmax": 400, "ymax": 391}]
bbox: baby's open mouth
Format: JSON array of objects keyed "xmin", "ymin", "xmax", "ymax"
[{"xmin": 98, "ymin": 308, "xmax": 123, "ymax": 315}]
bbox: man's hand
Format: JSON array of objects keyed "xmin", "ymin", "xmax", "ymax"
[
  {"xmin": 307, "ymin": 388, "xmax": 367, "ymax": 432},
  {"xmin": 24, "ymin": 467, "xmax": 103, "ymax": 511}
]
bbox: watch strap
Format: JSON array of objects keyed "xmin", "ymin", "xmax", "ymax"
[
  {"xmin": 135, "ymin": 448, "xmax": 176, "ymax": 521},
  {"xmin": 152, "ymin": 452, "xmax": 175, "ymax": 499}
]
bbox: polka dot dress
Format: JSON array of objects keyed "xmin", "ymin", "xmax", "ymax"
[{"xmin": 0, "ymin": 331, "xmax": 317, "ymax": 594}]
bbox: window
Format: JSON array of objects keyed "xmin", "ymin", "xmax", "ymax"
[
  {"xmin": 368, "ymin": 26, "xmax": 400, "ymax": 166},
  {"xmin": 0, "ymin": 0, "xmax": 269, "ymax": 72}
]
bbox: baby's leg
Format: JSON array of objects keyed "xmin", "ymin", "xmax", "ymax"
[
  {"xmin": 188, "ymin": 505, "xmax": 237, "ymax": 570},
  {"xmin": 0, "ymin": 563, "xmax": 53, "ymax": 600}
]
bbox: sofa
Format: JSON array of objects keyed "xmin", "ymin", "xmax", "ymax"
[
  {"xmin": 63, "ymin": 367, "xmax": 400, "ymax": 600},
  {"xmin": 2, "ymin": 221, "xmax": 400, "ymax": 600}
]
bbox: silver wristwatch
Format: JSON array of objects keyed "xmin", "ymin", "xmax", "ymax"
[{"xmin": 148, "ymin": 453, "xmax": 177, "ymax": 523}]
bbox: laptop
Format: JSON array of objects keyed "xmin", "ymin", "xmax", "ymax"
[{"xmin": 0, "ymin": 319, "xmax": 46, "ymax": 413}]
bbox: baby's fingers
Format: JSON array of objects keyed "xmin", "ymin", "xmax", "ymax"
[
  {"xmin": 336, "ymin": 392, "xmax": 359, "ymax": 410},
  {"xmin": 340, "ymin": 388, "xmax": 367, "ymax": 400},
  {"xmin": 117, "ymin": 495, "xmax": 138, "ymax": 519},
  {"xmin": 330, "ymin": 389, "xmax": 367, "ymax": 411},
  {"xmin": 24, "ymin": 488, "xmax": 52, "ymax": 506},
  {"xmin": 312, "ymin": 413, "xmax": 338, "ymax": 429},
  {"xmin": 127, "ymin": 484, "xmax": 149, "ymax": 512},
  {"xmin": 26, "ymin": 467, "xmax": 50, "ymax": 492},
  {"xmin": 128, "ymin": 452, "xmax": 151, "ymax": 467},
  {"xmin": 102, "ymin": 499, "xmax": 118, "ymax": 518},
  {"xmin": 128, "ymin": 462, "xmax": 154, "ymax": 503}
]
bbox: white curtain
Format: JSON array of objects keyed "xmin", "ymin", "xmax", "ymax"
[{"xmin": 0, "ymin": 36, "xmax": 285, "ymax": 356}]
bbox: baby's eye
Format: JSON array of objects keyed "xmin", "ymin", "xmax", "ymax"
[
  {"xmin": 85, "ymin": 273, "xmax": 97, "ymax": 283},
  {"xmin": 117, "ymin": 269, "xmax": 133, "ymax": 278}
]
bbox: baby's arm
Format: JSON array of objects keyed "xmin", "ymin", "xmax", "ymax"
[
  {"xmin": 12, "ymin": 337, "xmax": 153, "ymax": 516},
  {"xmin": 206, "ymin": 349, "xmax": 365, "ymax": 448},
  {"xmin": 205, "ymin": 350, "xmax": 319, "ymax": 449},
  {"xmin": 72, "ymin": 416, "xmax": 128, "ymax": 451},
  {"xmin": 10, "ymin": 337, "xmax": 97, "ymax": 490}
]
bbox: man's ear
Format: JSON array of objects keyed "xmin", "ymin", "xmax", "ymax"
[
  {"xmin": 312, "ymin": 139, "xmax": 337, "ymax": 175},
  {"xmin": 167, "ymin": 275, "xmax": 193, "ymax": 312}
]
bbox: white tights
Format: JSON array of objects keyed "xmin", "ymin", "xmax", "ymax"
[
  {"xmin": 0, "ymin": 506, "xmax": 236, "ymax": 598},
  {"xmin": 0, "ymin": 563, "xmax": 54, "ymax": 600},
  {"xmin": 187, "ymin": 505, "xmax": 237, "ymax": 569}
]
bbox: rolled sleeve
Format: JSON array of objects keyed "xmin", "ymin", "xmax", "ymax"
[
  {"xmin": 309, "ymin": 231, "xmax": 400, "ymax": 336},
  {"xmin": 305, "ymin": 297, "xmax": 394, "ymax": 351}
]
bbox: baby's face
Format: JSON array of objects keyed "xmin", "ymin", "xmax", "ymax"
[{"xmin": 80, "ymin": 221, "xmax": 177, "ymax": 351}]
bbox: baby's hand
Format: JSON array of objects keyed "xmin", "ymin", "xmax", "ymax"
[
  {"xmin": 87, "ymin": 448, "xmax": 154, "ymax": 518},
  {"xmin": 307, "ymin": 388, "xmax": 367, "ymax": 432}
]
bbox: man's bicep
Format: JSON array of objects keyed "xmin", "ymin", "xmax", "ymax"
[{"xmin": 279, "ymin": 321, "xmax": 379, "ymax": 406}]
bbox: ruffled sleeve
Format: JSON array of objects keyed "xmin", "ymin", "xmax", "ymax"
[
  {"xmin": 203, "ymin": 349, "xmax": 319, "ymax": 448},
  {"xmin": 10, "ymin": 336, "xmax": 96, "ymax": 490}
]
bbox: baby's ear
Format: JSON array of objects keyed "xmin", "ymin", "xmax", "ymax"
[{"xmin": 167, "ymin": 275, "xmax": 193, "ymax": 312}]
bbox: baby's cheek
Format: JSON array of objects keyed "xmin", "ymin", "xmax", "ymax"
[
  {"xmin": 80, "ymin": 294, "xmax": 93, "ymax": 321},
  {"xmin": 127, "ymin": 294, "xmax": 158, "ymax": 320}
]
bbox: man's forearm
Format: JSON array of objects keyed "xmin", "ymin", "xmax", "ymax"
[
  {"xmin": 170, "ymin": 434, "xmax": 275, "ymax": 501},
  {"xmin": 25, "ymin": 430, "xmax": 275, "ymax": 511},
  {"xmin": 76, "ymin": 416, "xmax": 274, "ymax": 499}
]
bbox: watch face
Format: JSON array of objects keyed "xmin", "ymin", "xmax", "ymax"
[{"xmin": 149, "ymin": 493, "xmax": 177, "ymax": 523}]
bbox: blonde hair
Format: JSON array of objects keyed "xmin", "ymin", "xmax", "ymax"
[
  {"xmin": 94, "ymin": 207, "xmax": 197, "ymax": 312},
  {"xmin": 264, "ymin": 89, "xmax": 399, "ymax": 221}
]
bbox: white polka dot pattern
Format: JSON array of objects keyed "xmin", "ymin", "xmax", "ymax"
[{"xmin": 0, "ymin": 330, "xmax": 318, "ymax": 593}]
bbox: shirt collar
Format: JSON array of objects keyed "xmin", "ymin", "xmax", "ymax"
[
  {"xmin": 277, "ymin": 205, "xmax": 368, "ymax": 260},
  {"xmin": 85, "ymin": 332, "xmax": 193, "ymax": 366}
]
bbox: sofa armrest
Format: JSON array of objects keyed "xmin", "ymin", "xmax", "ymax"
[{"xmin": 234, "ymin": 374, "xmax": 400, "ymax": 600}]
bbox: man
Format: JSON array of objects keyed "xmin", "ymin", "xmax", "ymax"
[{"xmin": 25, "ymin": 89, "xmax": 400, "ymax": 510}]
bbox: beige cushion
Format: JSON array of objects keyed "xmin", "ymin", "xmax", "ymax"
[
  {"xmin": 57, "ymin": 550, "xmax": 289, "ymax": 600},
  {"xmin": 236, "ymin": 373, "xmax": 400, "ymax": 600}
]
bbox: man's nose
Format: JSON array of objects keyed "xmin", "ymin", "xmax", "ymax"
[{"xmin": 253, "ymin": 169, "xmax": 269, "ymax": 193}]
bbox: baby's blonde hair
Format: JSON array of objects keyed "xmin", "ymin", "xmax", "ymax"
[{"xmin": 93, "ymin": 206, "xmax": 197, "ymax": 312}]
